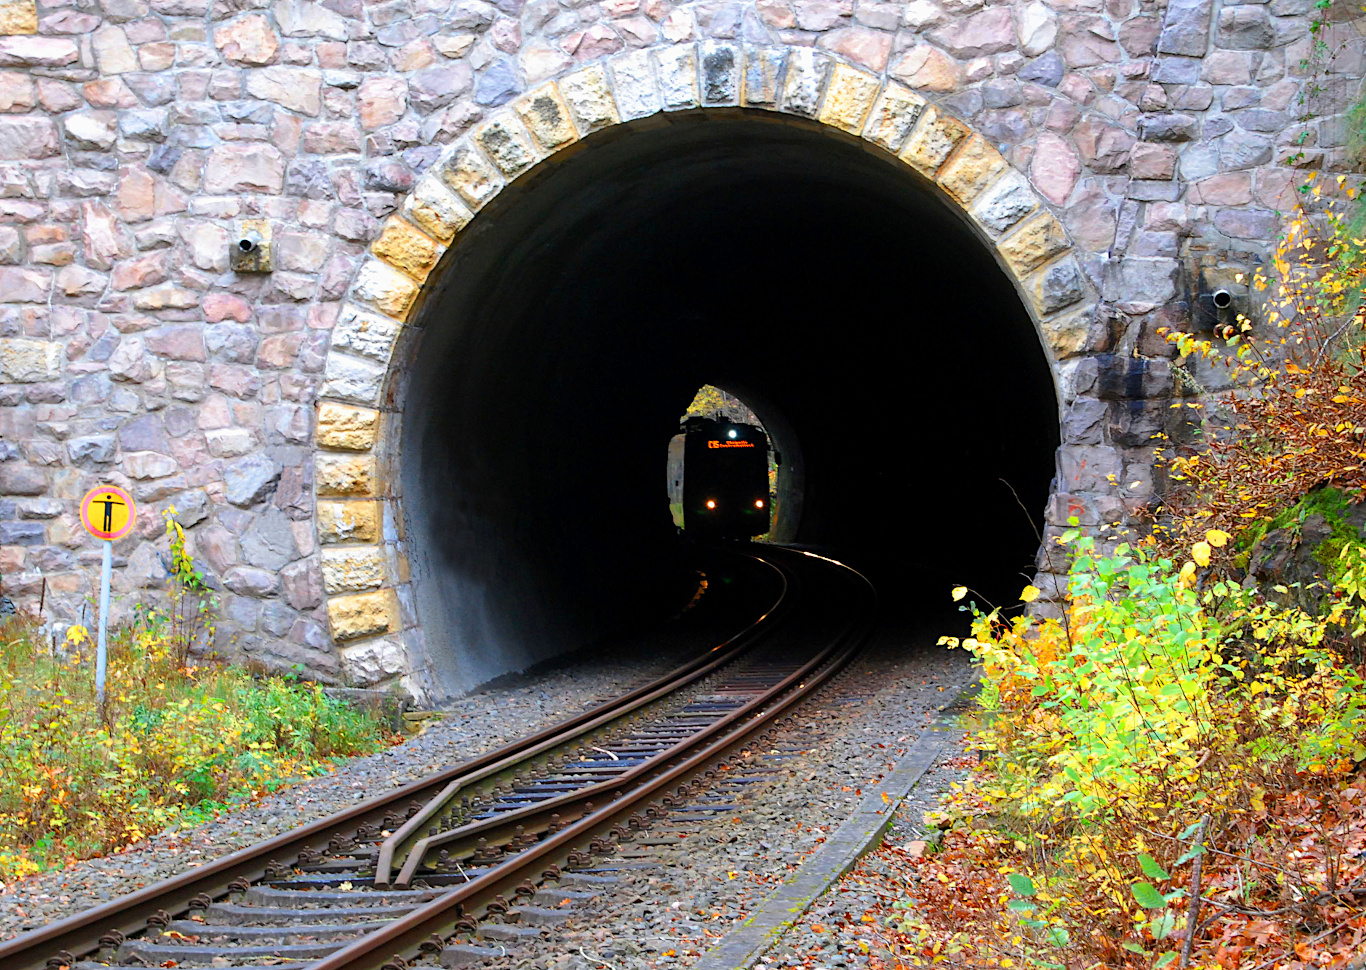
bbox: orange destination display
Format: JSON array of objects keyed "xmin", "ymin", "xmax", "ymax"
[{"xmin": 80, "ymin": 484, "xmax": 137, "ymax": 541}]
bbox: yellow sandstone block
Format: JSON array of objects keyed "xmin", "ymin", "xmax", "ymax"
[
  {"xmin": 315, "ymin": 454, "xmax": 377, "ymax": 497},
  {"xmin": 403, "ymin": 176, "xmax": 472, "ymax": 245},
  {"xmin": 818, "ymin": 64, "xmax": 879, "ymax": 135},
  {"xmin": 327, "ymin": 588, "xmax": 398, "ymax": 641},
  {"xmin": 899, "ymin": 107, "xmax": 969, "ymax": 178},
  {"xmin": 0, "ymin": 0, "xmax": 37, "ymax": 34},
  {"xmin": 515, "ymin": 84, "xmax": 578, "ymax": 151},
  {"xmin": 322, "ymin": 546, "xmax": 386, "ymax": 593},
  {"xmin": 438, "ymin": 146, "xmax": 503, "ymax": 211},
  {"xmin": 862, "ymin": 83, "xmax": 926, "ymax": 153},
  {"xmin": 475, "ymin": 115, "xmax": 539, "ymax": 177},
  {"xmin": 1040, "ymin": 305, "xmax": 1097, "ymax": 359},
  {"xmin": 317, "ymin": 500, "xmax": 379, "ymax": 544},
  {"xmin": 351, "ymin": 258, "xmax": 419, "ymax": 321},
  {"xmin": 370, "ymin": 216, "xmax": 441, "ymax": 281},
  {"xmin": 559, "ymin": 64, "xmax": 619, "ymax": 133},
  {"xmin": 936, "ymin": 134, "xmax": 1007, "ymax": 206},
  {"xmin": 999, "ymin": 209, "xmax": 1071, "ymax": 276},
  {"xmin": 316, "ymin": 402, "xmax": 379, "ymax": 451}
]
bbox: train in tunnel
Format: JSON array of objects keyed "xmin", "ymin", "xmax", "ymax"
[{"xmin": 667, "ymin": 416, "xmax": 772, "ymax": 539}]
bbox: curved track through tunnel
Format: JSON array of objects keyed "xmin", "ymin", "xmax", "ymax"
[
  {"xmin": 0, "ymin": 547, "xmax": 875, "ymax": 970},
  {"xmin": 396, "ymin": 114, "xmax": 1062, "ymax": 696}
]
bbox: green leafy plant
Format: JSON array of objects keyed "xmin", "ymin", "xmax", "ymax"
[
  {"xmin": 158, "ymin": 507, "xmax": 217, "ymax": 667},
  {"xmin": 0, "ymin": 522, "xmax": 397, "ymax": 883}
]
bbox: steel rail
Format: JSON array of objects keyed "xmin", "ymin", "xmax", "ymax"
[
  {"xmin": 310, "ymin": 550, "xmax": 878, "ymax": 970},
  {"xmin": 391, "ymin": 601, "xmax": 843, "ymax": 886},
  {"xmin": 372, "ymin": 556, "xmax": 792, "ymax": 885},
  {"xmin": 0, "ymin": 554, "xmax": 789, "ymax": 970}
]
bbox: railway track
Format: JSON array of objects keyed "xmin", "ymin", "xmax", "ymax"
[{"xmin": 0, "ymin": 548, "xmax": 875, "ymax": 970}]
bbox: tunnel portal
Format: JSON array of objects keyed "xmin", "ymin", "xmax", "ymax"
[{"xmin": 388, "ymin": 115, "xmax": 1061, "ymax": 697}]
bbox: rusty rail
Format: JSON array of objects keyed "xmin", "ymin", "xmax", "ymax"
[
  {"xmin": 311, "ymin": 549, "xmax": 877, "ymax": 970},
  {"xmin": 0, "ymin": 552, "xmax": 789, "ymax": 970}
]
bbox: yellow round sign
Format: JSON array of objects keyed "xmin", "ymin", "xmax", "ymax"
[{"xmin": 80, "ymin": 485, "xmax": 136, "ymax": 541}]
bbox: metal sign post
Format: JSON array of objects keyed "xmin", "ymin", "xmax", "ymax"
[
  {"xmin": 79, "ymin": 485, "xmax": 137, "ymax": 710},
  {"xmin": 96, "ymin": 539, "xmax": 111, "ymax": 707}
]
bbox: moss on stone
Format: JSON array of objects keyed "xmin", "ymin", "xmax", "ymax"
[{"xmin": 1239, "ymin": 486, "xmax": 1366, "ymax": 584}]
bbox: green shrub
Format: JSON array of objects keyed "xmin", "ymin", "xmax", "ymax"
[{"xmin": 0, "ymin": 617, "xmax": 395, "ymax": 883}]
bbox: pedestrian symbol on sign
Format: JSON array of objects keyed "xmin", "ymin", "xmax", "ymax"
[
  {"xmin": 80, "ymin": 484, "xmax": 136, "ymax": 542},
  {"xmin": 78, "ymin": 484, "xmax": 139, "ymax": 709},
  {"xmin": 94, "ymin": 492, "xmax": 123, "ymax": 533}
]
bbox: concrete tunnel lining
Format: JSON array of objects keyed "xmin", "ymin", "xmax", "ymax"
[{"xmin": 391, "ymin": 115, "xmax": 1062, "ymax": 698}]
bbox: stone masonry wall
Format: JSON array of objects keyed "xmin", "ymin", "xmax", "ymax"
[{"xmin": 0, "ymin": 0, "xmax": 1360, "ymax": 697}]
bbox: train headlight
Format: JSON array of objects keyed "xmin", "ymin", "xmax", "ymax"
[
  {"xmin": 727, "ymin": 429, "xmax": 737, "ymax": 439},
  {"xmin": 706, "ymin": 499, "xmax": 716, "ymax": 509},
  {"xmin": 755, "ymin": 499, "xmax": 764, "ymax": 509}
]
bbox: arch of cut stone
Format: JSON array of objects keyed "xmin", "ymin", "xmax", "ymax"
[{"xmin": 308, "ymin": 41, "xmax": 1096, "ymax": 688}]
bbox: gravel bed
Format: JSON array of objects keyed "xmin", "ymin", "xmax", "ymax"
[
  {"xmin": 462, "ymin": 621, "xmax": 973, "ymax": 970},
  {"xmin": 0, "ymin": 630, "xmax": 727, "ymax": 939},
  {"xmin": 0, "ymin": 556, "xmax": 976, "ymax": 970},
  {"xmin": 755, "ymin": 729, "xmax": 976, "ymax": 970}
]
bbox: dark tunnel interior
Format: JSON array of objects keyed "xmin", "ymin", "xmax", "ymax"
[{"xmin": 396, "ymin": 114, "xmax": 1062, "ymax": 696}]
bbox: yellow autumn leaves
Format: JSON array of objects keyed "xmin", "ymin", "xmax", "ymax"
[
  {"xmin": 965, "ymin": 532, "xmax": 1235, "ymax": 602},
  {"xmin": 951, "ymin": 584, "xmax": 1041, "ymax": 604},
  {"xmin": 1175, "ymin": 530, "xmax": 1231, "ymax": 587}
]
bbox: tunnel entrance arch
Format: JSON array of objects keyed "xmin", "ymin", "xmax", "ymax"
[{"xmin": 311, "ymin": 45, "xmax": 1091, "ymax": 700}]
